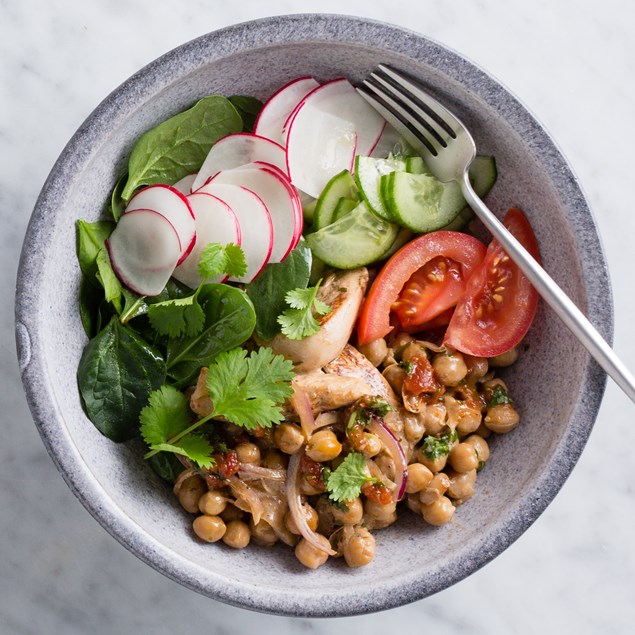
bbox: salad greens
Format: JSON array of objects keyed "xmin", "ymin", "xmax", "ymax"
[
  {"xmin": 277, "ymin": 280, "xmax": 331, "ymax": 340},
  {"xmin": 325, "ymin": 451, "xmax": 377, "ymax": 503},
  {"xmin": 121, "ymin": 95, "xmax": 244, "ymax": 201}
]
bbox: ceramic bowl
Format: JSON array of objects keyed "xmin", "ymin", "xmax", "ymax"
[{"xmin": 15, "ymin": 14, "xmax": 611, "ymax": 617}]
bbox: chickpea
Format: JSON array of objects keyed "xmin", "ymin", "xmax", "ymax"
[
  {"xmin": 400, "ymin": 341, "xmax": 427, "ymax": 363},
  {"xmin": 364, "ymin": 498, "xmax": 398, "ymax": 529},
  {"xmin": 306, "ymin": 429, "xmax": 342, "ymax": 462},
  {"xmin": 416, "ymin": 445, "xmax": 447, "ymax": 473},
  {"xmin": 390, "ymin": 332, "xmax": 415, "ymax": 350},
  {"xmin": 274, "ymin": 422, "xmax": 305, "ymax": 454},
  {"xmin": 295, "ymin": 534, "xmax": 331, "ymax": 569},
  {"xmin": 220, "ymin": 503, "xmax": 245, "ymax": 523},
  {"xmin": 249, "ymin": 519, "xmax": 278, "ymax": 546},
  {"xmin": 474, "ymin": 422, "xmax": 492, "ymax": 439},
  {"xmin": 177, "ymin": 474, "xmax": 205, "ymax": 513},
  {"xmin": 402, "ymin": 411, "xmax": 426, "ymax": 445},
  {"xmin": 485, "ymin": 403, "xmax": 520, "ymax": 433},
  {"xmin": 405, "ymin": 462, "xmax": 434, "ymax": 494},
  {"xmin": 421, "ymin": 495, "xmax": 455, "ymax": 526},
  {"xmin": 482, "ymin": 377, "xmax": 509, "ymax": 393},
  {"xmin": 464, "ymin": 355, "xmax": 489, "ymax": 381},
  {"xmin": 235, "ymin": 442, "xmax": 261, "ymax": 465},
  {"xmin": 446, "ymin": 468, "xmax": 477, "ymax": 500},
  {"xmin": 455, "ymin": 403, "xmax": 483, "ymax": 436},
  {"xmin": 193, "ymin": 514, "xmax": 226, "ymax": 542},
  {"xmin": 331, "ymin": 497, "xmax": 364, "ymax": 525},
  {"xmin": 405, "ymin": 493, "xmax": 422, "ymax": 515},
  {"xmin": 432, "ymin": 351, "xmax": 468, "ymax": 386},
  {"xmin": 424, "ymin": 402, "xmax": 447, "ymax": 436},
  {"xmin": 419, "ymin": 472, "xmax": 450, "ymax": 506},
  {"xmin": 341, "ymin": 526, "xmax": 376, "ymax": 567},
  {"xmin": 449, "ymin": 443, "xmax": 479, "ymax": 473},
  {"xmin": 284, "ymin": 502, "xmax": 319, "ymax": 535},
  {"xmin": 374, "ymin": 454, "xmax": 396, "ymax": 482},
  {"xmin": 222, "ymin": 520, "xmax": 251, "ymax": 549},
  {"xmin": 358, "ymin": 337, "xmax": 388, "ymax": 367},
  {"xmin": 262, "ymin": 449, "xmax": 288, "ymax": 470},
  {"xmin": 489, "ymin": 346, "xmax": 519, "ymax": 367},
  {"xmin": 198, "ymin": 490, "xmax": 227, "ymax": 516},
  {"xmin": 382, "ymin": 363, "xmax": 406, "ymax": 394},
  {"xmin": 464, "ymin": 434, "xmax": 490, "ymax": 467},
  {"xmin": 350, "ymin": 431, "xmax": 382, "ymax": 458}
]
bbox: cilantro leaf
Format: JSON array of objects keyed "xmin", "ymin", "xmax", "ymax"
[
  {"xmin": 420, "ymin": 429, "xmax": 458, "ymax": 460},
  {"xmin": 277, "ymin": 280, "xmax": 331, "ymax": 340},
  {"xmin": 140, "ymin": 385, "xmax": 191, "ymax": 446},
  {"xmin": 147, "ymin": 293, "xmax": 205, "ymax": 338},
  {"xmin": 325, "ymin": 452, "xmax": 375, "ymax": 503},
  {"xmin": 205, "ymin": 347, "xmax": 295, "ymax": 430},
  {"xmin": 139, "ymin": 385, "xmax": 215, "ymax": 468},
  {"xmin": 198, "ymin": 242, "xmax": 247, "ymax": 281}
]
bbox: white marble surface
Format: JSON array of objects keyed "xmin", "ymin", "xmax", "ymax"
[{"xmin": 2, "ymin": 0, "xmax": 635, "ymax": 633}]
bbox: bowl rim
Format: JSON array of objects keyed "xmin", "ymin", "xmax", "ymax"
[{"xmin": 15, "ymin": 13, "xmax": 612, "ymax": 617}]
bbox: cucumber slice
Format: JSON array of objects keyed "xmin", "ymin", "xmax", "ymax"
[
  {"xmin": 306, "ymin": 201, "xmax": 399, "ymax": 269},
  {"xmin": 355, "ymin": 155, "xmax": 407, "ymax": 220},
  {"xmin": 438, "ymin": 207, "xmax": 475, "ymax": 231},
  {"xmin": 332, "ymin": 196, "xmax": 358, "ymax": 221},
  {"xmin": 381, "ymin": 227, "xmax": 415, "ymax": 260},
  {"xmin": 313, "ymin": 169, "xmax": 358, "ymax": 230},
  {"xmin": 380, "ymin": 155, "xmax": 497, "ymax": 233},
  {"xmin": 303, "ymin": 198, "xmax": 317, "ymax": 224},
  {"xmin": 404, "ymin": 156, "xmax": 429, "ymax": 175}
]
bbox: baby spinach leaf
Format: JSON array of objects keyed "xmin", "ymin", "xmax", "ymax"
[
  {"xmin": 121, "ymin": 95, "xmax": 243, "ymax": 200},
  {"xmin": 165, "ymin": 283, "xmax": 256, "ymax": 387},
  {"xmin": 110, "ymin": 171, "xmax": 128, "ymax": 221},
  {"xmin": 229, "ymin": 95, "xmax": 263, "ymax": 132},
  {"xmin": 95, "ymin": 248, "xmax": 123, "ymax": 312},
  {"xmin": 147, "ymin": 451, "xmax": 184, "ymax": 484},
  {"xmin": 76, "ymin": 219, "xmax": 116, "ymax": 285},
  {"xmin": 246, "ymin": 240, "xmax": 312, "ymax": 340},
  {"xmin": 79, "ymin": 275, "xmax": 104, "ymax": 338},
  {"xmin": 77, "ymin": 316, "xmax": 166, "ymax": 442}
]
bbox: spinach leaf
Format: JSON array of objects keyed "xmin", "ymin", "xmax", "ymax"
[
  {"xmin": 76, "ymin": 219, "xmax": 116, "ymax": 285},
  {"xmin": 166, "ymin": 283, "xmax": 256, "ymax": 387},
  {"xmin": 147, "ymin": 451, "xmax": 184, "ymax": 484},
  {"xmin": 121, "ymin": 95, "xmax": 243, "ymax": 200},
  {"xmin": 79, "ymin": 275, "xmax": 104, "ymax": 338},
  {"xmin": 246, "ymin": 241, "xmax": 312, "ymax": 340},
  {"xmin": 95, "ymin": 248, "xmax": 123, "ymax": 312},
  {"xmin": 110, "ymin": 171, "xmax": 128, "ymax": 221},
  {"xmin": 77, "ymin": 316, "xmax": 166, "ymax": 442},
  {"xmin": 229, "ymin": 95, "xmax": 263, "ymax": 132}
]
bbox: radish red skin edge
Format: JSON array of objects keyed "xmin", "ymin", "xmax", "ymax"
[
  {"xmin": 444, "ymin": 208, "xmax": 541, "ymax": 357},
  {"xmin": 357, "ymin": 231, "xmax": 487, "ymax": 347}
]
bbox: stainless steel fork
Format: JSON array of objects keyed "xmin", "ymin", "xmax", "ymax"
[{"xmin": 358, "ymin": 63, "xmax": 635, "ymax": 403}]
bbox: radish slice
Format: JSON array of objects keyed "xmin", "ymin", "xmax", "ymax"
[
  {"xmin": 172, "ymin": 192, "xmax": 240, "ymax": 289},
  {"xmin": 366, "ymin": 417, "xmax": 408, "ymax": 501},
  {"xmin": 300, "ymin": 78, "xmax": 386, "ymax": 157},
  {"xmin": 286, "ymin": 102, "xmax": 357, "ymax": 198},
  {"xmin": 209, "ymin": 163, "xmax": 302, "ymax": 263},
  {"xmin": 254, "ymin": 76, "xmax": 320, "ymax": 146},
  {"xmin": 106, "ymin": 208, "xmax": 181, "ymax": 296},
  {"xmin": 172, "ymin": 173, "xmax": 197, "ymax": 195},
  {"xmin": 125, "ymin": 184, "xmax": 196, "ymax": 265},
  {"xmin": 191, "ymin": 133, "xmax": 288, "ymax": 192},
  {"xmin": 197, "ymin": 182, "xmax": 273, "ymax": 283}
]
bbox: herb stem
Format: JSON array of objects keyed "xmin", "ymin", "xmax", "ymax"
[{"xmin": 143, "ymin": 411, "xmax": 216, "ymax": 459}]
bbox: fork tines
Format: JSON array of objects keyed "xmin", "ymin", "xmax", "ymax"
[{"xmin": 357, "ymin": 64, "xmax": 459, "ymax": 157}]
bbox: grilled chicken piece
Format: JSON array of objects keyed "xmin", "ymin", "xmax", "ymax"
[
  {"xmin": 190, "ymin": 367, "xmax": 214, "ymax": 417},
  {"xmin": 324, "ymin": 344, "xmax": 399, "ymax": 408},
  {"xmin": 289, "ymin": 370, "xmax": 373, "ymax": 414},
  {"xmin": 257, "ymin": 268, "xmax": 369, "ymax": 372}
]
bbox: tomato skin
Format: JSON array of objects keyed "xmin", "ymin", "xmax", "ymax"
[
  {"xmin": 444, "ymin": 208, "xmax": 540, "ymax": 357},
  {"xmin": 357, "ymin": 232, "xmax": 487, "ymax": 347}
]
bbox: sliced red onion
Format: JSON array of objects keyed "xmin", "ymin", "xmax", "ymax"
[
  {"xmin": 228, "ymin": 476, "xmax": 265, "ymax": 525},
  {"xmin": 172, "ymin": 467, "xmax": 196, "ymax": 496},
  {"xmin": 313, "ymin": 412, "xmax": 339, "ymax": 431},
  {"xmin": 238, "ymin": 463, "xmax": 287, "ymax": 481},
  {"xmin": 286, "ymin": 450, "xmax": 336, "ymax": 556},
  {"xmin": 289, "ymin": 383, "xmax": 315, "ymax": 439},
  {"xmin": 367, "ymin": 417, "xmax": 408, "ymax": 501}
]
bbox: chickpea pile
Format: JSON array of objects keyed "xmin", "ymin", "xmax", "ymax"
[{"xmin": 176, "ymin": 333, "xmax": 521, "ymax": 569}]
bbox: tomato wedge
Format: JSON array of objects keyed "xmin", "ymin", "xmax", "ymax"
[
  {"xmin": 357, "ymin": 231, "xmax": 487, "ymax": 346},
  {"xmin": 444, "ymin": 208, "xmax": 540, "ymax": 357}
]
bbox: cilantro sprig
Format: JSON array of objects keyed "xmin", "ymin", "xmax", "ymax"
[
  {"xmin": 277, "ymin": 279, "xmax": 331, "ymax": 340},
  {"xmin": 147, "ymin": 242, "xmax": 246, "ymax": 338},
  {"xmin": 141, "ymin": 347, "xmax": 294, "ymax": 465},
  {"xmin": 325, "ymin": 452, "xmax": 377, "ymax": 503},
  {"xmin": 346, "ymin": 397, "xmax": 392, "ymax": 431},
  {"xmin": 420, "ymin": 429, "xmax": 459, "ymax": 460},
  {"xmin": 488, "ymin": 384, "xmax": 513, "ymax": 407}
]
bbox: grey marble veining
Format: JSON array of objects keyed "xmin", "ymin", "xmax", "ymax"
[{"xmin": 2, "ymin": 0, "xmax": 635, "ymax": 633}]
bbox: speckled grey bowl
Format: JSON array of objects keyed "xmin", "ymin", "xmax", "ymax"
[{"xmin": 15, "ymin": 14, "xmax": 611, "ymax": 617}]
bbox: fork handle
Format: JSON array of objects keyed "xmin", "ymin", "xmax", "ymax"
[{"xmin": 460, "ymin": 173, "xmax": 635, "ymax": 403}]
